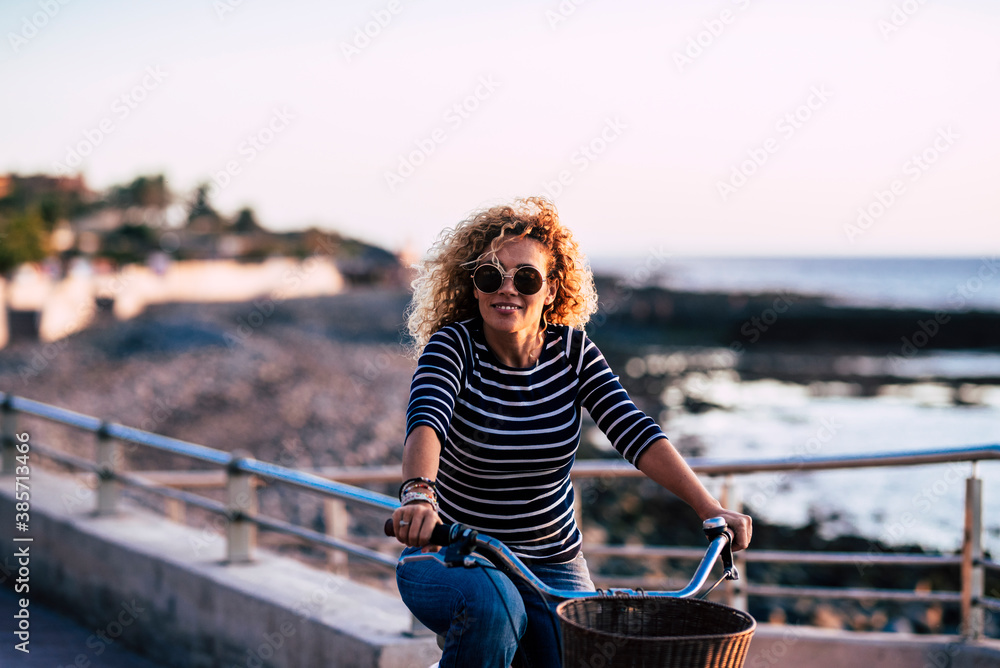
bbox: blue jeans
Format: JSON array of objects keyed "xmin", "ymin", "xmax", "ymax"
[{"xmin": 396, "ymin": 547, "xmax": 596, "ymax": 668}]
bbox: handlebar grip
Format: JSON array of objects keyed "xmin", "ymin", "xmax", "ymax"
[
  {"xmin": 702, "ymin": 518, "xmax": 739, "ymax": 581},
  {"xmin": 383, "ymin": 519, "xmax": 456, "ymax": 546},
  {"xmin": 702, "ymin": 516, "xmax": 728, "ymax": 536}
]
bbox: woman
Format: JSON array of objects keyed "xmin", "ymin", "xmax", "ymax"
[{"xmin": 392, "ymin": 197, "xmax": 751, "ymax": 667}]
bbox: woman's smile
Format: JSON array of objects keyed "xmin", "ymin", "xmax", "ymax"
[{"xmin": 491, "ymin": 302, "xmax": 522, "ymax": 312}]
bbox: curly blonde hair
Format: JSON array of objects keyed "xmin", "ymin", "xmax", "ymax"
[{"xmin": 406, "ymin": 197, "xmax": 599, "ymax": 356}]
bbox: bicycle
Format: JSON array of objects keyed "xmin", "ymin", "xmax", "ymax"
[{"xmin": 385, "ymin": 517, "xmax": 756, "ymax": 667}]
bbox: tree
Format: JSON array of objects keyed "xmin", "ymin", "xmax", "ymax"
[
  {"xmin": 0, "ymin": 174, "xmax": 91, "ymax": 233},
  {"xmin": 231, "ymin": 207, "xmax": 264, "ymax": 235},
  {"xmin": 108, "ymin": 174, "xmax": 170, "ymax": 210},
  {"xmin": 98, "ymin": 223, "xmax": 158, "ymax": 266},
  {"xmin": 184, "ymin": 183, "xmax": 226, "ymax": 237},
  {"xmin": 187, "ymin": 183, "xmax": 220, "ymax": 224},
  {"xmin": 0, "ymin": 209, "xmax": 48, "ymax": 277}
]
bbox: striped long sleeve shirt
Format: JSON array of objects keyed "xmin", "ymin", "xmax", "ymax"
[{"xmin": 406, "ymin": 319, "xmax": 667, "ymax": 563}]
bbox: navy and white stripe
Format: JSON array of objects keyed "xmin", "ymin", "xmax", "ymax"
[{"xmin": 405, "ymin": 319, "xmax": 666, "ymax": 563}]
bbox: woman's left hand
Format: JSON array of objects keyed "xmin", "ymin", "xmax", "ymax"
[{"xmin": 708, "ymin": 508, "xmax": 752, "ymax": 552}]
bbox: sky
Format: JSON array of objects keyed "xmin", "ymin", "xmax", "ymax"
[{"xmin": 1, "ymin": 0, "xmax": 998, "ymax": 259}]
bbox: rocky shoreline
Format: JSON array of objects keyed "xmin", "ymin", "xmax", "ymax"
[{"xmin": 589, "ymin": 277, "xmax": 1000, "ymax": 354}]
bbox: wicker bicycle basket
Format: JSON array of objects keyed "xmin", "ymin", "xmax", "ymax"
[{"xmin": 556, "ymin": 596, "xmax": 756, "ymax": 668}]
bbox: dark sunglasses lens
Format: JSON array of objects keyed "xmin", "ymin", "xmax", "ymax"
[
  {"xmin": 513, "ymin": 267, "xmax": 543, "ymax": 295},
  {"xmin": 474, "ymin": 265, "xmax": 503, "ymax": 293}
]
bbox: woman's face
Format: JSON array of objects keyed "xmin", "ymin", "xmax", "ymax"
[{"xmin": 473, "ymin": 237, "xmax": 557, "ymax": 337}]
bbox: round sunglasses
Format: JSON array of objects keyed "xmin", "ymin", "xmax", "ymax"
[{"xmin": 472, "ymin": 264, "xmax": 547, "ymax": 295}]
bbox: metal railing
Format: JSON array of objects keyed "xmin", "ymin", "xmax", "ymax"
[
  {"xmin": 0, "ymin": 392, "xmax": 401, "ymax": 570},
  {"xmin": 2, "ymin": 391, "xmax": 998, "ymax": 638}
]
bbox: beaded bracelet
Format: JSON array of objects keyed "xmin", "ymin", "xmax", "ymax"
[
  {"xmin": 399, "ymin": 483, "xmax": 435, "ymax": 503},
  {"xmin": 400, "ymin": 489, "xmax": 439, "ymax": 512},
  {"xmin": 399, "ymin": 477, "xmax": 437, "ymax": 499}
]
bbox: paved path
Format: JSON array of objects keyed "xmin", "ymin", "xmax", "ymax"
[{"xmin": 0, "ymin": 585, "xmax": 167, "ymax": 667}]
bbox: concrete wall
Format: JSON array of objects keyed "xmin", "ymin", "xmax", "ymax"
[
  {"xmin": 747, "ymin": 623, "xmax": 1000, "ymax": 668},
  {"xmin": 0, "ymin": 468, "xmax": 439, "ymax": 668},
  {"xmin": 0, "ymin": 258, "xmax": 345, "ymax": 349}
]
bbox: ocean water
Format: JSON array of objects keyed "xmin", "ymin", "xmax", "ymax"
[
  {"xmin": 587, "ymin": 256, "xmax": 1000, "ymax": 555},
  {"xmin": 589, "ymin": 256, "xmax": 1000, "ymax": 313},
  {"xmin": 663, "ymin": 375, "xmax": 1000, "ymax": 555}
]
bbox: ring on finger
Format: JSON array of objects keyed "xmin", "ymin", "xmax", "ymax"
[{"xmin": 399, "ymin": 520, "xmax": 410, "ymax": 526}]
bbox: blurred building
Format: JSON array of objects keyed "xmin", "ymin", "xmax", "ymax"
[{"xmin": 0, "ymin": 173, "xmax": 91, "ymax": 200}]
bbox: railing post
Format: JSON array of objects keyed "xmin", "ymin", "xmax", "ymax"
[
  {"xmin": 95, "ymin": 422, "xmax": 120, "ymax": 515},
  {"xmin": 1, "ymin": 396, "xmax": 16, "ymax": 475},
  {"xmin": 720, "ymin": 475, "xmax": 748, "ymax": 611},
  {"xmin": 164, "ymin": 498, "xmax": 186, "ymax": 524},
  {"xmin": 226, "ymin": 451, "xmax": 257, "ymax": 563},
  {"xmin": 574, "ymin": 485, "xmax": 583, "ymax": 533},
  {"xmin": 324, "ymin": 499, "xmax": 349, "ymax": 575},
  {"xmin": 961, "ymin": 463, "xmax": 984, "ymax": 639}
]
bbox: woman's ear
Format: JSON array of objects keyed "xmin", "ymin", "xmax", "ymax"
[{"xmin": 544, "ymin": 279, "xmax": 558, "ymax": 305}]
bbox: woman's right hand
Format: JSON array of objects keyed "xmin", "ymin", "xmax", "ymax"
[{"xmin": 392, "ymin": 501, "xmax": 442, "ymax": 552}]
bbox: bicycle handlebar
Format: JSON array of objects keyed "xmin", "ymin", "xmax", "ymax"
[
  {"xmin": 384, "ymin": 519, "xmax": 457, "ymax": 546},
  {"xmin": 385, "ymin": 517, "xmax": 739, "ymax": 602}
]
